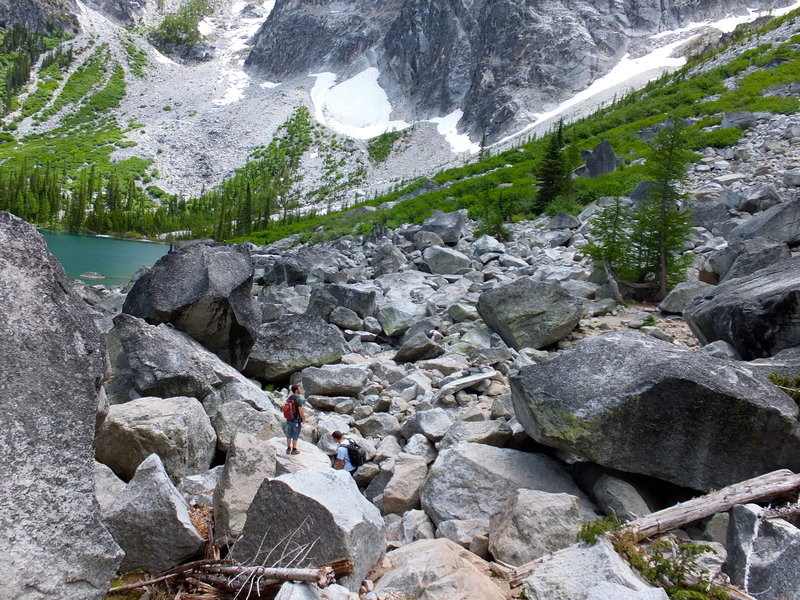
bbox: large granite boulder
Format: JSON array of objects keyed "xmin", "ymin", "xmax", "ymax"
[
  {"xmin": 420, "ymin": 209, "xmax": 467, "ymax": 245},
  {"xmin": 477, "ymin": 277, "xmax": 581, "ymax": 349},
  {"xmin": 511, "ymin": 330, "xmax": 800, "ymax": 491},
  {"xmin": 232, "ymin": 469, "xmax": 386, "ymax": 591},
  {"xmin": 257, "ymin": 244, "xmax": 348, "ymax": 285},
  {"xmin": 96, "ymin": 396, "xmax": 217, "ymax": 482},
  {"xmin": 422, "ymin": 245, "xmax": 472, "ymax": 274},
  {"xmin": 122, "ymin": 242, "xmax": 259, "ymax": 369},
  {"xmin": 104, "ymin": 454, "xmax": 205, "ymax": 573},
  {"xmin": 685, "ymin": 257, "xmax": 800, "ymax": 360},
  {"xmin": 300, "ymin": 364, "xmax": 370, "ymax": 397},
  {"xmin": 214, "ymin": 433, "xmax": 277, "ymax": 546},
  {"xmin": 728, "ymin": 198, "xmax": 800, "ymax": 246},
  {"xmin": 420, "ymin": 442, "xmax": 592, "ymax": 526},
  {"xmin": 211, "ymin": 400, "xmax": 286, "ymax": 451},
  {"xmin": 658, "ymin": 281, "xmax": 715, "ymax": 315},
  {"xmin": 0, "ymin": 212, "xmax": 122, "ymax": 600},
  {"xmin": 488, "ymin": 490, "xmax": 585, "ymax": 565},
  {"xmin": 323, "ymin": 283, "xmax": 379, "ymax": 318},
  {"xmin": 726, "ymin": 504, "xmax": 800, "ymax": 600},
  {"xmin": 580, "ymin": 140, "xmax": 621, "ymax": 177},
  {"xmin": 244, "ymin": 314, "xmax": 348, "ymax": 382},
  {"xmin": 522, "ymin": 539, "xmax": 664, "ymax": 600},
  {"xmin": 369, "ymin": 538, "xmax": 506, "ymax": 600},
  {"xmin": 112, "ymin": 313, "xmax": 249, "ymax": 401},
  {"xmin": 380, "ymin": 453, "xmax": 429, "ymax": 515},
  {"xmin": 375, "ymin": 271, "xmax": 437, "ymax": 336}
]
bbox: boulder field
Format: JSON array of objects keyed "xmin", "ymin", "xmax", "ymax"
[{"xmin": 2, "ymin": 108, "xmax": 800, "ymax": 599}]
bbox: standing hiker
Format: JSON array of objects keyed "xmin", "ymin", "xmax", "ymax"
[{"xmin": 284, "ymin": 384, "xmax": 306, "ymax": 455}]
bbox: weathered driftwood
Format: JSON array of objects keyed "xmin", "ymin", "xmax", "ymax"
[
  {"xmin": 627, "ymin": 468, "xmax": 800, "ymax": 541},
  {"xmin": 107, "ymin": 557, "xmax": 352, "ymax": 598},
  {"xmin": 501, "ymin": 469, "xmax": 800, "ymax": 587}
]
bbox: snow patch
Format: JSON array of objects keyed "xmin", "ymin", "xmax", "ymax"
[
  {"xmin": 260, "ymin": 81, "xmax": 281, "ymax": 88},
  {"xmin": 426, "ymin": 111, "xmax": 480, "ymax": 154},
  {"xmin": 198, "ymin": 17, "xmax": 214, "ymax": 36},
  {"xmin": 310, "ymin": 68, "xmax": 410, "ymax": 139},
  {"xmin": 494, "ymin": 4, "xmax": 800, "ymax": 147}
]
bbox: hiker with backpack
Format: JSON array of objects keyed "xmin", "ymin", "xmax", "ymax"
[
  {"xmin": 283, "ymin": 384, "xmax": 306, "ymax": 455},
  {"xmin": 332, "ymin": 430, "xmax": 364, "ymax": 477}
]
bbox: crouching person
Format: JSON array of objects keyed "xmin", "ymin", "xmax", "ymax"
[{"xmin": 332, "ymin": 430, "xmax": 357, "ymax": 478}]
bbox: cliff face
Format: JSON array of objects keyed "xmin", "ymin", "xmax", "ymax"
[
  {"xmin": 245, "ymin": 0, "xmax": 784, "ymax": 139},
  {"xmin": 0, "ymin": 0, "xmax": 79, "ymax": 33}
]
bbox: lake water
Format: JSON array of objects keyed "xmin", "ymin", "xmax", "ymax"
[{"xmin": 40, "ymin": 231, "xmax": 169, "ymax": 288}]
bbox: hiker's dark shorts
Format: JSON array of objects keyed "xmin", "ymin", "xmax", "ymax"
[{"xmin": 285, "ymin": 420, "xmax": 301, "ymax": 440}]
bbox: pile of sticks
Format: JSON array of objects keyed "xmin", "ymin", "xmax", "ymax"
[{"xmin": 107, "ymin": 557, "xmax": 353, "ymax": 599}]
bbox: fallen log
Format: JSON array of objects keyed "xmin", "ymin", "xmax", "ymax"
[
  {"xmin": 504, "ymin": 469, "xmax": 800, "ymax": 586},
  {"xmin": 627, "ymin": 468, "xmax": 800, "ymax": 541}
]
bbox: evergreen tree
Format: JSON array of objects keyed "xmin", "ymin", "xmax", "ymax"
[
  {"xmin": 587, "ymin": 117, "xmax": 694, "ymax": 301},
  {"xmin": 532, "ymin": 120, "xmax": 569, "ymax": 214}
]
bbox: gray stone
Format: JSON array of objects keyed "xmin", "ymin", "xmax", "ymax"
[
  {"xmin": 582, "ymin": 140, "xmax": 620, "ymax": 177},
  {"xmin": 112, "ymin": 313, "xmax": 249, "ymax": 401},
  {"xmin": 232, "ymin": 469, "xmax": 385, "ymax": 591},
  {"xmin": 274, "ymin": 582, "xmax": 322, "ymax": 600},
  {"xmin": 436, "ymin": 518, "xmax": 488, "ymax": 547},
  {"xmin": 300, "ymin": 364, "xmax": 370, "ymax": 397},
  {"xmin": 420, "ymin": 442, "xmax": 591, "ymax": 526},
  {"xmin": 214, "ymin": 433, "xmax": 277, "ymax": 546},
  {"xmin": 268, "ymin": 438, "xmax": 332, "ymax": 474},
  {"xmin": 489, "ymin": 490, "xmax": 585, "ymax": 565},
  {"xmin": 478, "ymin": 277, "xmax": 581, "ymax": 350},
  {"xmin": 329, "ymin": 306, "xmax": 363, "ymax": 330},
  {"xmin": 722, "ymin": 239, "xmax": 791, "ymax": 283},
  {"xmin": 394, "ymin": 332, "xmax": 446, "ymax": 363},
  {"xmin": 370, "ymin": 538, "xmax": 505, "ymax": 600},
  {"xmin": 511, "ymin": 330, "xmax": 800, "ymax": 491},
  {"xmin": 257, "ymin": 244, "xmax": 348, "ymax": 285},
  {"xmin": 96, "ymin": 396, "xmax": 217, "ymax": 482},
  {"xmin": 728, "ymin": 198, "xmax": 800, "ymax": 247},
  {"xmin": 736, "ymin": 184, "xmax": 782, "ymax": 214},
  {"xmin": 375, "ymin": 272, "xmax": 436, "ymax": 335},
  {"xmin": 104, "ymin": 455, "xmax": 205, "ymax": 573},
  {"xmin": 122, "ymin": 242, "xmax": 258, "ymax": 369},
  {"xmin": 471, "ymin": 234, "xmax": 505, "ymax": 255},
  {"xmin": 522, "ymin": 538, "xmax": 660, "ymax": 600},
  {"xmin": 400, "ymin": 408, "xmax": 454, "ymax": 442},
  {"xmin": 403, "ymin": 433, "xmax": 437, "ymax": 464},
  {"xmin": 94, "ymin": 461, "xmax": 127, "ymax": 518},
  {"xmin": 399, "ymin": 509, "xmax": 436, "ymax": 545},
  {"xmin": 447, "ymin": 302, "xmax": 479, "ymax": 322},
  {"xmin": 783, "ymin": 169, "xmax": 800, "ymax": 187},
  {"xmin": 587, "ymin": 583, "xmax": 669, "ymax": 600},
  {"xmin": 323, "ymin": 283, "xmax": 379, "ymax": 319},
  {"xmin": 685, "ymin": 257, "xmax": 800, "ymax": 360},
  {"xmin": 726, "ymin": 504, "xmax": 800, "ymax": 599},
  {"xmin": 423, "ymin": 245, "xmax": 473, "ymax": 274},
  {"xmin": 371, "ymin": 240, "xmax": 408, "ymax": 275},
  {"xmin": 658, "ymin": 281, "xmax": 715, "ymax": 315},
  {"xmin": 592, "ymin": 474, "xmax": 652, "ymax": 522},
  {"xmin": 178, "ymin": 466, "xmax": 222, "ymax": 506},
  {"xmin": 211, "ymin": 399, "xmax": 285, "ymax": 452},
  {"xmin": 355, "ymin": 412, "xmax": 402, "ymax": 438},
  {"xmin": 438, "ymin": 420, "xmax": 513, "ymax": 449},
  {"xmin": 548, "ymin": 212, "xmax": 581, "ymax": 229},
  {"xmin": 381, "ymin": 453, "xmax": 429, "ymax": 515},
  {"xmin": 420, "ymin": 209, "xmax": 467, "ymax": 245},
  {"xmin": 413, "ymin": 229, "xmax": 445, "ymax": 250},
  {"xmin": 245, "ymin": 314, "xmax": 348, "ymax": 381},
  {"xmin": 722, "ymin": 111, "xmax": 758, "ymax": 129}
]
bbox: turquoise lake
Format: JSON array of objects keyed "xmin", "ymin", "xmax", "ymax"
[{"xmin": 40, "ymin": 231, "xmax": 170, "ymax": 288}]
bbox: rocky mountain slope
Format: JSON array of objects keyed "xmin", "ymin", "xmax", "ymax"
[
  {"xmin": 2, "ymin": 0, "xmax": 795, "ymax": 203},
  {"xmin": 2, "ymin": 53, "xmax": 800, "ymax": 595}
]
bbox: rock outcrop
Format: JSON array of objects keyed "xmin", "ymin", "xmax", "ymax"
[
  {"xmin": 122, "ymin": 242, "xmax": 259, "ymax": 369},
  {"xmin": 685, "ymin": 257, "xmax": 800, "ymax": 360},
  {"xmin": 0, "ymin": 212, "xmax": 122, "ymax": 600},
  {"xmin": 232, "ymin": 469, "xmax": 386, "ymax": 591},
  {"xmin": 511, "ymin": 330, "xmax": 800, "ymax": 491}
]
